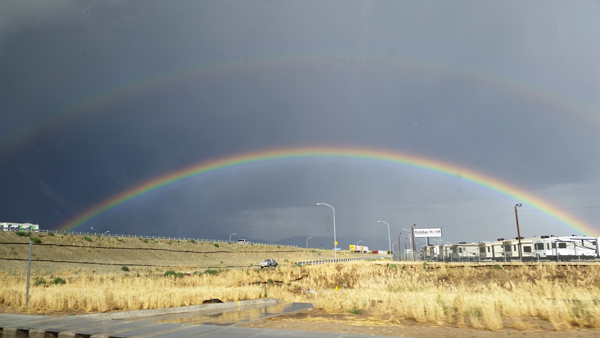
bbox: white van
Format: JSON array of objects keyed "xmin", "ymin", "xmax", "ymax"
[{"xmin": 237, "ymin": 239, "xmax": 248, "ymax": 244}]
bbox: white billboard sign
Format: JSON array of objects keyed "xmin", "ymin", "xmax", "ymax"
[{"xmin": 413, "ymin": 228, "xmax": 442, "ymax": 238}]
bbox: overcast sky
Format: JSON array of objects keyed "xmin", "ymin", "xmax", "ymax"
[{"xmin": 1, "ymin": 0, "xmax": 599, "ymax": 249}]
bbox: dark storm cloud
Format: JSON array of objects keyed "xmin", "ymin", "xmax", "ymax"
[{"xmin": 1, "ymin": 0, "xmax": 599, "ymax": 245}]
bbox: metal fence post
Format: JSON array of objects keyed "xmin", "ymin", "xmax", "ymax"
[{"xmin": 26, "ymin": 240, "xmax": 32, "ymax": 307}]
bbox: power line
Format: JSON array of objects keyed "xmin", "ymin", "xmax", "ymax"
[
  {"xmin": 440, "ymin": 204, "xmax": 600, "ymax": 230},
  {"xmin": 521, "ymin": 205, "xmax": 600, "ymax": 212},
  {"xmin": 443, "ymin": 212, "xmax": 513, "ymax": 228}
]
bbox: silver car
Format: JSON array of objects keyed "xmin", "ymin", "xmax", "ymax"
[{"xmin": 259, "ymin": 258, "xmax": 278, "ymax": 268}]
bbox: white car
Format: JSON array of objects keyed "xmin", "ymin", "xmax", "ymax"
[{"xmin": 259, "ymin": 259, "xmax": 278, "ymax": 268}]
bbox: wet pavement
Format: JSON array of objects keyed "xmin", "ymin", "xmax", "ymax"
[
  {"xmin": 0, "ymin": 312, "xmax": 393, "ymax": 338},
  {"xmin": 123, "ymin": 301, "xmax": 313, "ymax": 326}
]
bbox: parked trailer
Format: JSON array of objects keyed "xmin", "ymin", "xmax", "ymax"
[
  {"xmin": 533, "ymin": 236, "xmax": 599, "ymax": 261},
  {"xmin": 349, "ymin": 245, "xmax": 369, "ymax": 253},
  {"xmin": 450, "ymin": 242, "xmax": 480, "ymax": 262},
  {"xmin": 0, "ymin": 222, "xmax": 39, "ymax": 232}
]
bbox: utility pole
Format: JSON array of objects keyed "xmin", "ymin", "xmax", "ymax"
[
  {"xmin": 515, "ymin": 204, "xmax": 523, "ymax": 261},
  {"xmin": 411, "ymin": 224, "xmax": 416, "ymax": 261}
]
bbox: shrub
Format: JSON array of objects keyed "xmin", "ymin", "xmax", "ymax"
[
  {"xmin": 83, "ymin": 236, "xmax": 93, "ymax": 242},
  {"xmin": 15, "ymin": 231, "xmax": 27, "ymax": 237},
  {"xmin": 164, "ymin": 270, "xmax": 184, "ymax": 278},
  {"xmin": 33, "ymin": 277, "xmax": 47, "ymax": 287},
  {"xmin": 30, "ymin": 237, "xmax": 42, "ymax": 244},
  {"xmin": 142, "ymin": 238, "xmax": 149, "ymax": 243},
  {"xmin": 214, "ymin": 243, "xmax": 219, "ymax": 247},
  {"xmin": 52, "ymin": 277, "xmax": 66, "ymax": 285},
  {"xmin": 204, "ymin": 269, "xmax": 219, "ymax": 275},
  {"xmin": 493, "ymin": 264, "xmax": 502, "ymax": 270},
  {"xmin": 267, "ymin": 278, "xmax": 274, "ymax": 284},
  {"xmin": 121, "ymin": 266, "xmax": 130, "ymax": 272},
  {"xmin": 348, "ymin": 307, "xmax": 363, "ymax": 315},
  {"xmin": 47, "ymin": 232, "xmax": 55, "ymax": 236},
  {"xmin": 189, "ymin": 239, "xmax": 196, "ymax": 244}
]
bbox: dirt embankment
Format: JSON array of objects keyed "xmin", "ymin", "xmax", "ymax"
[{"xmin": 0, "ymin": 231, "xmax": 369, "ymax": 274}]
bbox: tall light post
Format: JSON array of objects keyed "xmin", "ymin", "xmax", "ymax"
[
  {"xmin": 378, "ymin": 221, "xmax": 391, "ymax": 254},
  {"xmin": 317, "ymin": 203, "xmax": 337, "ymax": 261},
  {"xmin": 306, "ymin": 236, "xmax": 312, "ymax": 248},
  {"xmin": 104, "ymin": 231, "xmax": 110, "ymax": 235},
  {"xmin": 229, "ymin": 233, "xmax": 236, "ymax": 242},
  {"xmin": 393, "ymin": 241, "xmax": 398, "ymax": 253},
  {"xmin": 357, "ymin": 240, "xmax": 362, "ymax": 246},
  {"xmin": 515, "ymin": 203, "xmax": 523, "ymax": 261}
]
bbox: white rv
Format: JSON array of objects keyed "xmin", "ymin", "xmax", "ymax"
[{"xmin": 533, "ymin": 236, "xmax": 599, "ymax": 261}]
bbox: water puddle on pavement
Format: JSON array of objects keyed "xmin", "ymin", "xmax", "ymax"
[{"xmin": 123, "ymin": 302, "xmax": 312, "ymax": 326}]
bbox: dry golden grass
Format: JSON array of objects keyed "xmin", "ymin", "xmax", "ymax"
[{"xmin": 2, "ymin": 260, "xmax": 600, "ymax": 331}]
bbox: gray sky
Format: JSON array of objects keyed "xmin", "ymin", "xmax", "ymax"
[{"xmin": 1, "ymin": 0, "xmax": 600, "ymax": 249}]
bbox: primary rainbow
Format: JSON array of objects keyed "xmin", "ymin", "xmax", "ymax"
[
  {"xmin": 58, "ymin": 146, "xmax": 599, "ymax": 236},
  {"xmin": 3, "ymin": 53, "xmax": 600, "ymax": 155}
]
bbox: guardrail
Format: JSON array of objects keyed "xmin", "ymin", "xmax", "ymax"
[
  {"xmin": 35, "ymin": 229, "xmax": 297, "ymax": 248},
  {"xmin": 291, "ymin": 255, "xmax": 392, "ymax": 266}
]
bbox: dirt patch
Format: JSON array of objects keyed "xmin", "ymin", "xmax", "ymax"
[{"xmin": 237, "ymin": 308, "xmax": 600, "ymax": 338}]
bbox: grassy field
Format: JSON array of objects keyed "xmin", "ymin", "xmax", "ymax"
[{"xmin": 1, "ymin": 231, "xmax": 600, "ymax": 331}]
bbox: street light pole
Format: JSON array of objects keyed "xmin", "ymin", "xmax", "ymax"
[
  {"xmin": 357, "ymin": 240, "xmax": 362, "ymax": 246},
  {"xmin": 377, "ymin": 221, "xmax": 391, "ymax": 254},
  {"xmin": 515, "ymin": 204, "xmax": 523, "ymax": 262},
  {"xmin": 317, "ymin": 203, "xmax": 337, "ymax": 261},
  {"xmin": 229, "ymin": 233, "xmax": 236, "ymax": 242},
  {"xmin": 306, "ymin": 236, "xmax": 312, "ymax": 248},
  {"xmin": 392, "ymin": 241, "xmax": 398, "ymax": 253}
]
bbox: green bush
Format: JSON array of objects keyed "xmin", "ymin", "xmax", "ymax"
[
  {"xmin": 189, "ymin": 239, "xmax": 196, "ymax": 244},
  {"xmin": 348, "ymin": 307, "xmax": 363, "ymax": 315},
  {"xmin": 83, "ymin": 236, "xmax": 93, "ymax": 242},
  {"xmin": 214, "ymin": 243, "xmax": 219, "ymax": 247},
  {"xmin": 47, "ymin": 232, "xmax": 55, "ymax": 236},
  {"xmin": 33, "ymin": 277, "xmax": 47, "ymax": 287},
  {"xmin": 30, "ymin": 237, "xmax": 42, "ymax": 244},
  {"xmin": 267, "ymin": 278, "xmax": 274, "ymax": 284},
  {"xmin": 164, "ymin": 270, "xmax": 184, "ymax": 278},
  {"xmin": 15, "ymin": 231, "xmax": 27, "ymax": 237},
  {"xmin": 52, "ymin": 277, "xmax": 66, "ymax": 285},
  {"xmin": 121, "ymin": 266, "xmax": 130, "ymax": 272},
  {"xmin": 142, "ymin": 238, "xmax": 149, "ymax": 243},
  {"xmin": 493, "ymin": 264, "xmax": 502, "ymax": 269},
  {"xmin": 204, "ymin": 269, "xmax": 219, "ymax": 275}
]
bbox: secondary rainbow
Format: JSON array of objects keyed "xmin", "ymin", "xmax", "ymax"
[
  {"xmin": 3, "ymin": 53, "xmax": 600, "ymax": 155},
  {"xmin": 58, "ymin": 146, "xmax": 599, "ymax": 236}
]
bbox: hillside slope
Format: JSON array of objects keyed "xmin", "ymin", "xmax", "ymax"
[{"xmin": 0, "ymin": 231, "xmax": 370, "ymax": 275}]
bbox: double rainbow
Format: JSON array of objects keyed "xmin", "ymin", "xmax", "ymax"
[
  {"xmin": 3, "ymin": 53, "xmax": 600, "ymax": 156},
  {"xmin": 58, "ymin": 146, "xmax": 599, "ymax": 236}
]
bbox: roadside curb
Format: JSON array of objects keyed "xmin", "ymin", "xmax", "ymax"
[{"xmin": 75, "ymin": 298, "xmax": 283, "ymax": 320}]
